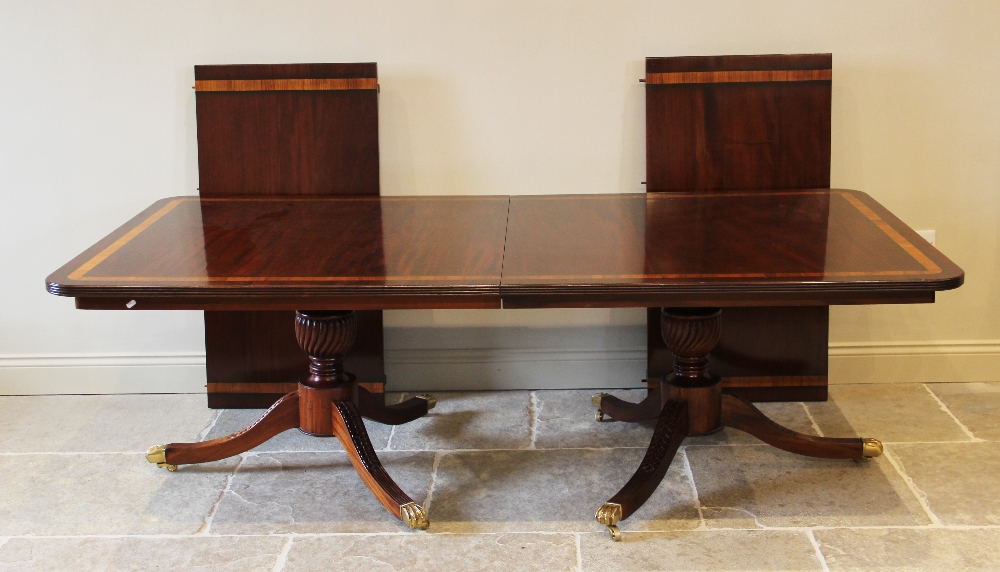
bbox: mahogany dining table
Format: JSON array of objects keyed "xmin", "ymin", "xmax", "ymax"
[{"xmin": 46, "ymin": 190, "xmax": 963, "ymax": 540}]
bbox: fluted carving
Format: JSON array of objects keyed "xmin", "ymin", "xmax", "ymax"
[
  {"xmin": 660, "ymin": 307, "xmax": 721, "ymax": 385},
  {"xmin": 295, "ymin": 310, "xmax": 357, "ymax": 387}
]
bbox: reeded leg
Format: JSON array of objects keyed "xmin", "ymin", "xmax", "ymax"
[
  {"xmin": 722, "ymin": 394, "xmax": 882, "ymax": 459},
  {"xmin": 593, "ymin": 383, "xmax": 661, "ymax": 423},
  {"xmin": 596, "ymin": 399, "xmax": 689, "ymax": 541},
  {"xmin": 356, "ymin": 385, "xmax": 437, "ymax": 425},
  {"xmin": 332, "ymin": 400, "xmax": 429, "ymax": 529},
  {"xmin": 146, "ymin": 391, "xmax": 300, "ymax": 470},
  {"xmin": 297, "ymin": 310, "xmax": 429, "ymax": 529}
]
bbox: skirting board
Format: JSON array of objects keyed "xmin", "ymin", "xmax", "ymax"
[
  {"xmin": 829, "ymin": 341, "xmax": 1000, "ymax": 385},
  {"xmin": 0, "ymin": 354, "xmax": 206, "ymax": 395},
  {"xmin": 1, "ymin": 341, "xmax": 998, "ymax": 394}
]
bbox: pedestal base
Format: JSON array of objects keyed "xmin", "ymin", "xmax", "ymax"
[
  {"xmin": 146, "ymin": 310, "xmax": 435, "ymax": 530},
  {"xmin": 592, "ymin": 307, "xmax": 882, "ymax": 541}
]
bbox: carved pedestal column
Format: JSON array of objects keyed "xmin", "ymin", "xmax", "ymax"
[
  {"xmin": 660, "ymin": 307, "xmax": 723, "ymax": 435},
  {"xmin": 295, "ymin": 310, "xmax": 357, "ymax": 435}
]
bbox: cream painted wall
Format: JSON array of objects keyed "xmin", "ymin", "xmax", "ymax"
[{"xmin": 1, "ymin": 1, "xmax": 997, "ymax": 393}]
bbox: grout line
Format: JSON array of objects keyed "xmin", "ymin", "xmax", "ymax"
[
  {"xmin": 271, "ymin": 534, "xmax": 293, "ymax": 572},
  {"xmin": 197, "ymin": 454, "xmax": 244, "ymax": 535},
  {"xmin": 806, "ymin": 529, "xmax": 832, "ymax": 572},
  {"xmin": 680, "ymin": 447, "xmax": 706, "ymax": 529},
  {"xmin": 801, "ymin": 402, "xmax": 825, "ymax": 437},
  {"xmin": 384, "ymin": 425, "xmax": 397, "ymax": 452},
  {"xmin": 922, "ymin": 384, "xmax": 982, "ymax": 441},
  {"xmin": 527, "ymin": 391, "xmax": 539, "ymax": 449},
  {"xmin": 882, "ymin": 446, "xmax": 942, "ymax": 526},
  {"xmin": 197, "ymin": 409, "xmax": 223, "ymax": 442},
  {"xmin": 573, "ymin": 532, "xmax": 584, "ymax": 572},
  {"xmin": 422, "ymin": 451, "xmax": 443, "ymax": 513},
  {"xmin": 383, "ymin": 393, "xmax": 404, "ymax": 452}
]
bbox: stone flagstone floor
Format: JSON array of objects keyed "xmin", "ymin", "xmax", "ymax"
[{"xmin": 1, "ymin": 382, "xmax": 1000, "ymax": 570}]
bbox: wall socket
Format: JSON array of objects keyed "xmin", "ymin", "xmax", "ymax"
[{"xmin": 916, "ymin": 229, "xmax": 936, "ymax": 246}]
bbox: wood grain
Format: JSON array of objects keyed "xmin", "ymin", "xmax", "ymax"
[
  {"xmin": 332, "ymin": 400, "xmax": 419, "ymax": 519},
  {"xmin": 195, "ymin": 62, "xmax": 383, "ymax": 408},
  {"xmin": 644, "ymin": 54, "xmax": 833, "ymax": 403},
  {"xmin": 48, "ymin": 196, "xmax": 511, "ymax": 309},
  {"xmin": 597, "ymin": 389, "xmax": 661, "ymax": 422},
  {"xmin": 499, "ymin": 191, "xmax": 962, "ymax": 308},
  {"xmin": 164, "ymin": 392, "xmax": 300, "ymax": 465},
  {"xmin": 649, "ymin": 306, "xmax": 830, "ymax": 402},
  {"xmin": 605, "ymin": 399, "xmax": 689, "ymax": 521},
  {"xmin": 646, "ymin": 69, "xmax": 831, "ymax": 84},
  {"xmin": 195, "ymin": 78, "xmax": 376, "ymax": 91},
  {"xmin": 49, "ymin": 190, "xmax": 963, "ymax": 309},
  {"xmin": 722, "ymin": 394, "xmax": 865, "ymax": 458}
]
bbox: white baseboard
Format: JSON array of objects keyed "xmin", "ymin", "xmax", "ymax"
[
  {"xmin": 2, "ymin": 341, "xmax": 998, "ymax": 395},
  {"xmin": 829, "ymin": 340, "xmax": 1000, "ymax": 384},
  {"xmin": 0, "ymin": 354, "xmax": 206, "ymax": 395}
]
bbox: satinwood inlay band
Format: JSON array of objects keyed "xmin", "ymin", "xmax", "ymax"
[
  {"xmin": 195, "ymin": 78, "xmax": 377, "ymax": 92},
  {"xmin": 646, "ymin": 69, "xmax": 831, "ymax": 85}
]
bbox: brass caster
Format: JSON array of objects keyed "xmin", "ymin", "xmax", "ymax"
[
  {"xmin": 400, "ymin": 502, "xmax": 429, "ymax": 530},
  {"xmin": 595, "ymin": 409, "xmax": 607, "ymax": 422},
  {"xmin": 596, "ymin": 502, "xmax": 623, "ymax": 541},
  {"xmin": 145, "ymin": 444, "xmax": 177, "ymax": 472},
  {"xmin": 862, "ymin": 438, "xmax": 883, "ymax": 459},
  {"xmin": 591, "ymin": 393, "xmax": 608, "ymax": 408},
  {"xmin": 415, "ymin": 394, "xmax": 437, "ymax": 411}
]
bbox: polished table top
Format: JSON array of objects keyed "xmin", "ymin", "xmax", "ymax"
[{"xmin": 47, "ymin": 190, "xmax": 963, "ymax": 310}]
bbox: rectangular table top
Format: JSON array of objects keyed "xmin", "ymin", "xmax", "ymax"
[{"xmin": 47, "ymin": 190, "xmax": 963, "ymax": 310}]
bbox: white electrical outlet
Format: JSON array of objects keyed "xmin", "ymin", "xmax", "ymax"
[{"xmin": 916, "ymin": 230, "xmax": 936, "ymax": 246}]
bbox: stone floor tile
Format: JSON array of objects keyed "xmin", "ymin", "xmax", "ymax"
[
  {"xmin": 687, "ymin": 445, "xmax": 930, "ymax": 528},
  {"xmin": 210, "ymin": 451, "xmax": 435, "ymax": 534},
  {"xmin": 815, "ymin": 528, "xmax": 1000, "ymax": 571},
  {"xmin": 283, "ymin": 533, "xmax": 578, "ymax": 572},
  {"xmin": 0, "ymin": 453, "xmax": 234, "ymax": 535},
  {"xmin": 534, "ymin": 389, "xmax": 654, "ymax": 449},
  {"xmin": 428, "ymin": 448, "xmax": 699, "ymax": 533},
  {"xmin": 821, "ymin": 385, "xmax": 970, "ymax": 443},
  {"xmin": 799, "ymin": 396, "xmax": 860, "ymax": 439},
  {"xmin": 579, "ymin": 530, "xmax": 824, "ymax": 571},
  {"xmin": 925, "ymin": 382, "xmax": 1000, "ymax": 440},
  {"xmin": 0, "ymin": 535, "xmax": 285, "ymax": 571},
  {"xmin": 0, "ymin": 394, "xmax": 216, "ymax": 453},
  {"xmin": 387, "ymin": 391, "xmax": 531, "ymax": 451},
  {"xmin": 889, "ymin": 441, "xmax": 1000, "ymax": 525}
]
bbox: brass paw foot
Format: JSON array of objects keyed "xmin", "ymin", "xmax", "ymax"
[
  {"xmin": 592, "ymin": 394, "xmax": 614, "ymax": 422},
  {"xmin": 596, "ymin": 502, "xmax": 623, "ymax": 541},
  {"xmin": 415, "ymin": 394, "xmax": 437, "ymax": 410},
  {"xmin": 400, "ymin": 502, "xmax": 430, "ymax": 530},
  {"xmin": 145, "ymin": 444, "xmax": 177, "ymax": 472},
  {"xmin": 862, "ymin": 438, "xmax": 883, "ymax": 458}
]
